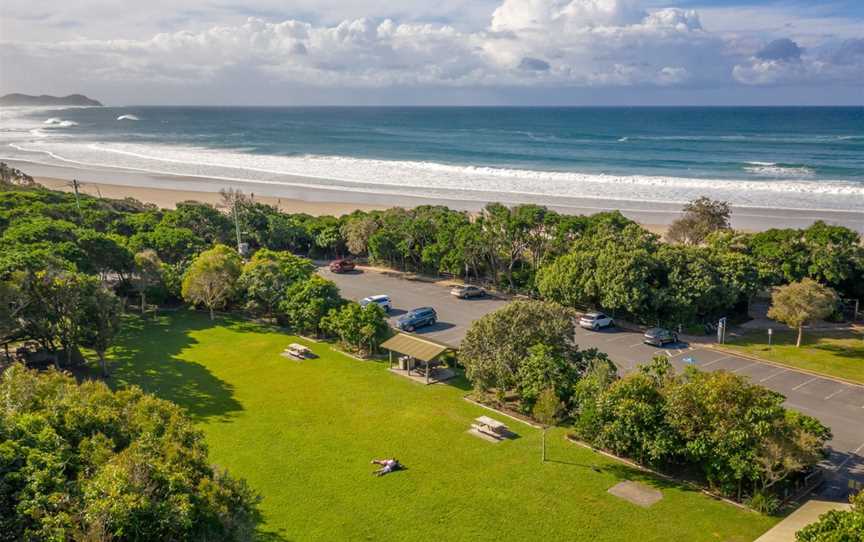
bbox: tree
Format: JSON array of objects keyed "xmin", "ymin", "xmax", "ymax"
[
  {"xmin": 16, "ymin": 268, "xmax": 100, "ymax": 368},
  {"xmin": 768, "ymin": 279, "xmax": 838, "ymax": 347},
  {"xmin": 533, "ymin": 388, "xmax": 561, "ymax": 463},
  {"xmin": 278, "ymin": 275, "xmax": 343, "ymax": 336},
  {"xmin": 460, "ymin": 300, "xmax": 580, "ymax": 392},
  {"xmin": 134, "ymin": 249, "xmax": 163, "ymax": 316},
  {"xmin": 341, "ymin": 215, "xmax": 379, "ymax": 256},
  {"xmin": 321, "ymin": 302, "xmax": 390, "ymax": 356},
  {"xmin": 181, "ymin": 245, "xmax": 243, "ymax": 320},
  {"xmin": 667, "ymin": 197, "xmax": 731, "ymax": 246},
  {"xmin": 0, "ymin": 364, "xmax": 261, "ymax": 541},
  {"xmin": 239, "ymin": 249, "xmax": 314, "ymax": 317},
  {"xmin": 80, "ymin": 284, "xmax": 124, "ymax": 376},
  {"xmin": 161, "ymin": 201, "xmax": 234, "ymax": 244},
  {"xmin": 796, "ymin": 490, "xmax": 864, "ymax": 541}
]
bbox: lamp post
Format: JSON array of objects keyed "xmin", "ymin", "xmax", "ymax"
[{"xmin": 767, "ymin": 328, "xmax": 773, "ymax": 349}]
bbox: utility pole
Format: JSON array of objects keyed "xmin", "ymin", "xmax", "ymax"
[
  {"xmin": 71, "ymin": 179, "xmax": 81, "ymax": 212},
  {"xmin": 232, "ymin": 195, "xmax": 242, "ymax": 252}
]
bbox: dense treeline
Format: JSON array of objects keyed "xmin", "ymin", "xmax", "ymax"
[{"xmin": 2, "ymin": 179, "xmax": 860, "ymax": 334}]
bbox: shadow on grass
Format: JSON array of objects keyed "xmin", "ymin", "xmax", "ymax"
[
  {"xmin": 255, "ymin": 528, "xmax": 291, "ymax": 542},
  {"xmin": 108, "ymin": 312, "xmax": 245, "ymax": 422}
]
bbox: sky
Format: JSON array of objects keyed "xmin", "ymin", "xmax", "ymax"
[{"xmin": 1, "ymin": 0, "xmax": 862, "ymax": 105}]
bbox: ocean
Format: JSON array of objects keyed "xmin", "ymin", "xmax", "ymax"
[{"xmin": 1, "ymin": 106, "xmax": 862, "ymax": 212}]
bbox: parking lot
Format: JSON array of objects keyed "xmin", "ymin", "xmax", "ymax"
[
  {"xmin": 572, "ymin": 324, "xmax": 864, "ymax": 499},
  {"xmin": 319, "ymin": 266, "xmax": 509, "ymax": 347}
]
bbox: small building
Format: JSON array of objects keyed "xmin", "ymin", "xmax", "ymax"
[{"xmin": 381, "ymin": 333, "xmax": 453, "ymax": 384}]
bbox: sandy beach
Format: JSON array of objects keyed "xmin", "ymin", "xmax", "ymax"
[
  {"xmin": 35, "ymin": 177, "xmax": 386, "ymax": 216},
  {"xmin": 9, "ymin": 159, "xmax": 864, "ymax": 233}
]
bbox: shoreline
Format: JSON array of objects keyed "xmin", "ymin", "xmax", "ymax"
[{"xmin": 9, "ymin": 158, "xmax": 864, "ymax": 233}]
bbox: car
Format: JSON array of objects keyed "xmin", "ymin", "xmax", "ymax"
[
  {"xmin": 329, "ymin": 258, "xmax": 355, "ymax": 273},
  {"xmin": 360, "ymin": 294, "xmax": 392, "ymax": 313},
  {"xmin": 395, "ymin": 307, "xmax": 438, "ymax": 332},
  {"xmin": 450, "ymin": 285, "xmax": 486, "ymax": 299},
  {"xmin": 579, "ymin": 312, "xmax": 613, "ymax": 330},
  {"xmin": 643, "ymin": 327, "xmax": 679, "ymax": 346}
]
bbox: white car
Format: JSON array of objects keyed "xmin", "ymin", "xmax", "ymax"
[
  {"xmin": 359, "ymin": 295, "xmax": 392, "ymax": 313},
  {"xmin": 579, "ymin": 312, "xmax": 613, "ymax": 330}
]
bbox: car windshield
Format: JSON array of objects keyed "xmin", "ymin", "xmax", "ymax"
[{"xmin": 646, "ymin": 328, "xmax": 664, "ymax": 336}]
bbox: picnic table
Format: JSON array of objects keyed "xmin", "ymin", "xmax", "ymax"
[
  {"xmin": 472, "ymin": 415, "xmax": 509, "ymax": 439},
  {"xmin": 283, "ymin": 343, "xmax": 311, "ymax": 360}
]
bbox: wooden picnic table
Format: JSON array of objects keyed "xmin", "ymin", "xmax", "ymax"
[{"xmin": 473, "ymin": 415, "xmax": 509, "ymax": 437}]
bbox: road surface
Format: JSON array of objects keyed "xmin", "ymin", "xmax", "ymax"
[{"xmin": 319, "ymin": 266, "xmax": 509, "ymax": 347}]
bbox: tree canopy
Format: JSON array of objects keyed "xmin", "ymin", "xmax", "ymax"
[{"xmin": 0, "ymin": 364, "xmax": 260, "ymax": 542}]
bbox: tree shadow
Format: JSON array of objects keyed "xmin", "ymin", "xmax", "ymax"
[
  {"xmin": 108, "ymin": 312, "xmax": 244, "ymax": 422},
  {"xmin": 255, "ymin": 528, "xmax": 291, "ymax": 542}
]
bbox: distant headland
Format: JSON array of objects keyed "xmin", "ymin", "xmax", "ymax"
[{"xmin": 0, "ymin": 93, "xmax": 103, "ymax": 107}]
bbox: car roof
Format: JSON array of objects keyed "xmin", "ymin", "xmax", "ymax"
[
  {"xmin": 412, "ymin": 307, "xmax": 433, "ymax": 313},
  {"xmin": 645, "ymin": 327, "xmax": 666, "ymax": 334},
  {"xmin": 584, "ymin": 312, "xmax": 603, "ymax": 318},
  {"xmin": 368, "ymin": 294, "xmax": 389, "ymax": 301}
]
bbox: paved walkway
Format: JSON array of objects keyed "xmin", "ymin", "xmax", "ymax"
[{"xmin": 754, "ymin": 500, "xmax": 851, "ymax": 542}]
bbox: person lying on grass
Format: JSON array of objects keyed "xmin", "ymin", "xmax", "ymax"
[{"xmin": 371, "ymin": 458, "xmax": 402, "ymax": 476}]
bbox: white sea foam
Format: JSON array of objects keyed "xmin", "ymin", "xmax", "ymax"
[
  {"xmin": 5, "ymin": 140, "xmax": 863, "ymax": 212},
  {"xmin": 43, "ymin": 118, "xmax": 78, "ymax": 128},
  {"xmin": 743, "ymin": 161, "xmax": 815, "ymax": 178},
  {"xmin": 117, "ymin": 114, "xmax": 140, "ymax": 121}
]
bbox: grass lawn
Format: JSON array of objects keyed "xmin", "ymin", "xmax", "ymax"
[
  {"xmin": 108, "ymin": 312, "xmax": 776, "ymax": 542},
  {"xmin": 723, "ymin": 328, "xmax": 864, "ymax": 384}
]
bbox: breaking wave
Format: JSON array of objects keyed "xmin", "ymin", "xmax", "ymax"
[
  {"xmin": 6, "ymin": 141, "xmax": 863, "ymax": 212},
  {"xmin": 43, "ymin": 118, "xmax": 78, "ymax": 128},
  {"xmin": 117, "ymin": 114, "xmax": 140, "ymax": 121}
]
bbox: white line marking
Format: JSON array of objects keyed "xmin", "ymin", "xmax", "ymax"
[
  {"xmin": 665, "ymin": 350, "xmax": 673, "ymax": 357},
  {"xmin": 701, "ymin": 356, "xmax": 732, "ymax": 368},
  {"xmin": 792, "ymin": 377, "xmax": 820, "ymax": 391},
  {"xmin": 603, "ymin": 333, "xmax": 635, "ymax": 342},
  {"xmin": 824, "ymin": 388, "xmax": 846, "ymax": 401},
  {"xmin": 835, "ymin": 442, "xmax": 864, "ymax": 470},
  {"xmin": 760, "ymin": 369, "xmax": 787, "ymax": 383},
  {"xmin": 732, "ymin": 362, "xmax": 759, "ymax": 373},
  {"xmin": 629, "ymin": 342, "xmax": 645, "ymax": 348}
]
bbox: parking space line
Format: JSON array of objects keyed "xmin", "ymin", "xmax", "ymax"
[
  {"xmin": 603, "ymin": 334, "xmax": 636, "ymax": 342},
  {"xmin": 665, "ymin": 350, "xmax": 673, "ymax": 357},
  {"xmin": 628, "ymin": 342, "xmax": 645, "ymax": 348},
  {"xmin": 835, "ymin": 442, "xmax": 864, "ymax": 470},
  {"xmin": 760, "ymin": 369, "xmax": 787, "ymax": 383},
  {"xmin": 792, "ymin": 377, "xmax": 820, "ymax": 391},
  {"xmin": 824, "ymin": 388, "xmax": 846, "ymax": 401},
  {"xmin": 701, "ymin": 356, "xmax": 732, "ymax": 368},
  {"xmin": 732, "ymin": 362, "xmax": 759, "ymax": 373}
]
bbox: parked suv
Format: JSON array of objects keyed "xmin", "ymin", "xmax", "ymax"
[
  {"xmin": 360, "ymin": 295, "xmax": 392, "ymax": 313},
  {"xmin": 643, "ymin": 328, "xmax": 679, "ymax": 346},
  {"xmin": 329, "ymin": 258, "xmax": 355, "ymax": 273},
  {"xmin": 579, "ymin": 312, "xmax": 613, "ymax": 330},
  {"xmin": 395, "ymin": 307, "xmax": 437, "ymax": 332},
  {"xmin": 450, "ymin": 285, "xmax": 486, "ymax": 299}
]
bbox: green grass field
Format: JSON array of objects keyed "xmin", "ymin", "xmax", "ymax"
[
  {"xmin": 724, "ymin": 328, "xmax": 864, "ymax": 384},
  {"xmin": 108, "ymin": 312, "xmax": 776, "ymax": 541}
]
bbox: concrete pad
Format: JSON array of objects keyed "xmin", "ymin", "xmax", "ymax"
[
  {"xmin": 754, "ymin": 500, "xmax": 851, "ymax": 542},
  {"xmin": 607, "ymin": 481, "xmax": 663, "ymax": 508},
  {"xmin": 467, "ymin": 428, "xmax": 502, "ymax": 443}
]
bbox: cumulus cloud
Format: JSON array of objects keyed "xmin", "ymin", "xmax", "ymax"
[{"xmin": 0, "ymin": 0, "xmax": 861, "ymax": 99}]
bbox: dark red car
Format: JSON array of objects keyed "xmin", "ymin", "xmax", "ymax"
[{"xmin": 329, "ymin": 258, "xmax": 356, "ymax": 273}]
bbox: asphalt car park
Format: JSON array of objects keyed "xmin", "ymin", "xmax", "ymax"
[
  {"xmin": 318, "ymin": 266, "xmax": 509, "ymax": 347},
  {"xmin": 572, "ymin": 325, "xmax": 864, "ymax": 499}
]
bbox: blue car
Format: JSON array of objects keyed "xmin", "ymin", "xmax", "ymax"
[{"xmin": 395, "ymin": 307, "xmax": 437, "ymax": 332}]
